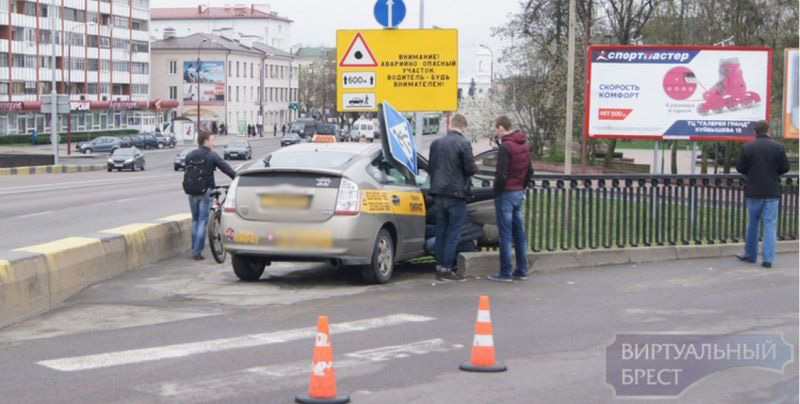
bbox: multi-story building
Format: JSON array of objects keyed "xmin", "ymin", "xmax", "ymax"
[
  {"xmin": 151, "ymin": 32, "xmax": 298, "ymax": 136},
  {"xmin": 150, "ymin": 4, "xmax": 292, "ymax": 53},
  {"xmin": 0, "ymin": 0, "xmax": 177, "ymax": 136}
]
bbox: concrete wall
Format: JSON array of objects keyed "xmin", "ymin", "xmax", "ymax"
[
  {"xmin": 0, "ymin": 154, "xmax": 54, "ymax": 168},
  {"xmin": 0, "ymin": 214, "xmax": 191, "ymax": 328}
]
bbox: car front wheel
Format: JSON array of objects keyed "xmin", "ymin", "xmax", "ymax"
[
  {"xmin": 157, "ymin": 143, "xmax": 164, "ymax": 149},
  {"xmin": 232, "ymin": 255, "xmax": 266, "ymax": 281},
  {"xmin": 361, "ymin": 228, "xmax": 394, "ymax": 284},
  {"xmin": 83, "ymin": 148, "xmax": 92, "ymax": 154}
]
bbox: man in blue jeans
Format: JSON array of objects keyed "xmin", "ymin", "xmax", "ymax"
[
  {"xmin": 488, "ymin": 116, "xmax": 533, "ymax": 282},
  {"xmin": 735, "ymin": 120, "xmax": 790, "ymax": 268},
  {"xmin": 183, "ymin": 132, "xmax": 237, "ymax": 260},
  {"xmin": 428, "ymin": 114, "xmax": 478, "ymax": 281}
]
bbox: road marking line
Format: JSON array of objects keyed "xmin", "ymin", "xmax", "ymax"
[
  {"xmin": 37, "ymin": 313, "xmax": 434, "ymax": 372},
  {"xmin": 0, "ymin": 174, "xmax": 173, "ymax": 196},
  {"xmin": 114, "ymin": 198, "xmax": 135, "ymax": 203},
  {"xmin": 16, "ymin": 210, "xmax": 53, "ymax": 219},
  {"xmin": 144, "ymin": 339, "xmax": 461, "ymax": 400}
]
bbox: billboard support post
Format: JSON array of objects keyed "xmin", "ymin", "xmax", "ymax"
[
  {"xmin": 690, "ymin": 141, "xmax": 697, "ymax": 175},
  {"xmin": 415, "ymin": 0, "xmax": 424, "ymax": 154}
]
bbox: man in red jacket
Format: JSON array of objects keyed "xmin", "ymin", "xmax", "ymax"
[{"xmin": 488, "ymin": 116, "xmax": 533, "ymax": 282}]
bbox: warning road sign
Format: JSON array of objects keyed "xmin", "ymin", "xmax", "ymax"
[
  {"xmin": 337, "ymin": 29, "xmax": 458, "ymax": 112},
  {"xmin": 340, "ymin": 33, "xmax": 378, "ymax": 67}
]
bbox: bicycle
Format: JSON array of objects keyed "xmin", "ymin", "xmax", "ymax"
[{"xmin": 208, "ymin": 185, "xmax": 229, "ymax": 264}]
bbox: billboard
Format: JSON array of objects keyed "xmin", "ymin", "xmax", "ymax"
[
  {"xmin": 586, "ymin": 46, "xmax": 772, "ymax": 142},
  {"xmin": 336, "ymin": 29, "xmax": 458, "ymax": 112},
  {"xmin": 183, "ymin": 61, "xmax": 225, "ymax": 105},
  {"xmin": 783, "ymin": 48, "xmax": 799, "ymax": 140}
]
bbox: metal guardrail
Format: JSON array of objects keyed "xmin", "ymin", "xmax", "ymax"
[{"xmin": 523, "ymin": 174, "xmax": 799, "ymax": 252}]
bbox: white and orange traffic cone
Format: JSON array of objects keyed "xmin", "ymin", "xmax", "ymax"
[
  {"xmin": 459, "ymin": 295, "xmax": 507, "ymax": 372},
  {"xmin": 295, "ymin": 316, "xmax": 350, "ymax": 404}
]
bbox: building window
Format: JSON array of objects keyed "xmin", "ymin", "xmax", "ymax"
[
  {"xmin": 169, "ymin": 60, "xmax": 177, "ymax": 75},
  {"xmin": 113, "ymin": 16, "xmax": 128, "ymax": 29},
  {"xmin": 88, "ymin": 83, "xmax": 97, "ymax": 94},
  {"xmin": 99, "ymin": 60, "xmax": 111, "ymax": 72},
  {"xmin": 250, "ymin": 63, "xmax": 254, "ymax": 78},
  {"xmin": 228, "ymin": 61, "xmax": 232, "ymax": 77},
  {"xmin": 236, "ymin": 86, "xmax": 239, "ymax": 102},
  {"xmin": 113, "ymin": 61, "xmax": 128, "ymax": 72},
  {"xmin": 236, "ymin": 61, "xmax": 239, "ymax": 77},
  {"xmin": 169, "ymin": 86, "xmax": 177, "ymax": 100},
  {"xmin": 131, "ymin": 62, "xmax": 149, "ymax": 74},
  {"xmin": 131, "ymin": 19, "xmax": 148, "ymax": 31},
  {"xmin": 132, "ymin": 84, "xmax": 148, "ymax": 94},
  {"xmin": 132, "ymin": 41, "xmax": 149, "ymax": 53},
  {"xmin": 228, "ymin": 85, "xmax": 231, "ymax": 100}
]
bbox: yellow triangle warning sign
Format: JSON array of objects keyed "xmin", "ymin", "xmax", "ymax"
[{"xmin": 339, "ymin": 33, "xmax": 378, "ymax": 67}]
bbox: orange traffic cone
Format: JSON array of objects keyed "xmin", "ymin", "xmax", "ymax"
[
  {"xmin": 460, "ymin": 295, "xmax": 507, "ymax": 372},
  {"xmin": 295, "ymin": 316, "xmax": 350, "ymax": 404}
]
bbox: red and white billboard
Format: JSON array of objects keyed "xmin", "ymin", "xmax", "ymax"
[
  {"xmin": 585, "ymin": 45, "xmax": 772, "ymax": 142},
  {"xmin": 783, "ymin": 48, "xmax": 798, "ymax": 140}
]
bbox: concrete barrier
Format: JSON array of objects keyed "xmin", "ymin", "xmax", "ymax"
[
  {"xmin": 0, "ymin": 213, "xmax": 192, "ymax": 328},
  {"xmin": 0, "ymin": 164, "xmax": 107, "ymax": 176},
  {"xmin": 458, "ymin": 241, "xmax": 799, "ymax": 277}
]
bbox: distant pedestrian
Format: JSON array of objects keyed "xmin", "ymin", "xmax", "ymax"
[
  {"xmin": 31, "ymin": 129, "xmax": 38, "ymax": 145},
  {"xmin": 735, "ymin": 120, "xmax": 791, "ymax": 268},
  {"xmin": 248, "ymin": 124, "xmax": 255, "ymax": 137},
  {"xmin": 182, "ymin": 132, "xmax": 237, "ymax": 260},
  {"xmin": 282, "ymin": 124, "xmax": 287, "ymax": 136},
  {"xmin": 428, "ymin": 113, "xmax": 477, "ymax": 282},
  {"xmin": 220, "ymin": 123, "xmax": 227, "ymax": 136},
  {"xmin": 211, "ymin": 121, "xmax": 218, "ymax": 135},
  {"xmin": 273, "ymin": 123, "xmax": 278, "ymax": 137},
  {"xmin": 488, "ymin": 116, "xmax": 533, "ymax": 282}
]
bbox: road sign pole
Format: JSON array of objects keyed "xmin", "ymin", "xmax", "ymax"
[
  {"xmin": 563, "ymin": 0, "xmax": 576, "ymax": 175},
  {"xmin": 414, "ymin": 0, "xmax": 424, "ymax": 154},
  {"xmin": 50, "ymin": 5, "xmax": 59, "ymax": 165}
]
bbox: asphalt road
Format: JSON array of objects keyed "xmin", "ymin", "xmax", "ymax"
[
  {"xmin": 0, "ymin": 134, "xmax": 454, "ymax": 254},
  {"xmin": 0, "ymin": 136, "xmax": 284, "ymax": 254},
  {"xmin": 0, "ymin": 253, "xmax": 795, "ymax": 403}
]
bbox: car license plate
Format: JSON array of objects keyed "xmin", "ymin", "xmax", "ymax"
[
  {"xmin": 261, "ymin": 195, "xmax": 310, "ymax": 209},
  {"xmin": 230, "ymin": 153, "xmax": 238, "ymax": 156},
  {"xmin": 275, "ymin": 228, "xmax": 333, "ymax": 249},
  {"xmin": 114, "ymin": 164, "xmax": 123, "ymax": 167}
]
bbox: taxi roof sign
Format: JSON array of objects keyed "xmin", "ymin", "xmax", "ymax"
[{"xmin": 337, "ymin": 29, "xmax": 458, "ymax": 112}]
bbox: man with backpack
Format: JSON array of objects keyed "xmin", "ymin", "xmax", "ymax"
[{"xmin": 183, "ymin": 132, "xmax": 237, "ymax": 260}]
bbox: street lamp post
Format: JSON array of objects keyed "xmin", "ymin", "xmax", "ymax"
[
  {"xmin": 66, "ymin": 22, "xmax": 96, "ymax": 155},
  {"xmin": 196, "ymin": 38, "xmax": 208, "ymax": 134}
]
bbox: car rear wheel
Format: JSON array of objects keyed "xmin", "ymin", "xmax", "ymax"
[
  {"xmin": 232, "ymin": 255, "xmax": 266, "ymax": 281},
  {"xmin": 361, "ymin": 228, "xmax": 394, "ymax": 284}
]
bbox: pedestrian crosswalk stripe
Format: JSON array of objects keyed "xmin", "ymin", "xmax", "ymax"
[
  {"xmin": 37, "ymin": 314, "xmax": 434, "ymax": 372},
  {"xmin": 141, "ymin": 339, "xmax": 462, "ymax": 401}
]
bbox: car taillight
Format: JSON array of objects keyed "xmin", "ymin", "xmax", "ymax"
[
  {"xmin": 335, "ymin": 178, "xmax": 360, "ymax": 215},
  {"xmin": 223, "ymin": 177, "xmax": 239, "ymax": 212}
]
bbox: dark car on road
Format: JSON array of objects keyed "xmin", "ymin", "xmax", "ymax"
[
  {"xmin": 154, "ymin": 133, "xmax": 177, "ymax": 148},
  {"xmin": 107, "ymin": 147, "xmax": 145, "ymax": 171},
  {"xmin": 173, "ymin": 148, "xmax": 193, "ymax": 171},
  {"xmin": 78, "ymin": 136, "xmax": 122, "ymax": 154},
  {"xmin": 139, "ymin": 133, "xmax": 160, "ymax": 149},
  {"xmin": 224, "ymin": 140, "xmax": 252, "ymax": 160},
  {"xmin": 124, "ymin": 134, "xmax": 145, "ymax": 149},
  {"xmin": 280, "ymin": 133, "xmax": 302, "ymax": 147}
]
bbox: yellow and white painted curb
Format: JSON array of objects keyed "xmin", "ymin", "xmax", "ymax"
[
  {"xmin": 0, "ymin": 164, "xmax": 107, "ymax": 176},
  {"xmin": 0, "ymin": 213, "xmax": 192, "ymax": 328}
]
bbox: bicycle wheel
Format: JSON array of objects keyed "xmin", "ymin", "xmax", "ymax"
[{"xmin": 208, "ymin": 208, "xmax": 227, "ymax": 263}]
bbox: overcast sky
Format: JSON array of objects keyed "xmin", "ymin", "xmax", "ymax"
[{"xmin": 157, "ymin": 0, "xmax": 521, "ymax": 79}]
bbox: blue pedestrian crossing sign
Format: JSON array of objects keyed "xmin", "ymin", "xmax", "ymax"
[
  {"xmin": 380, "ymin": 101, "xmax": 417, "ymax": 175},
  {"xmin": 373, "ymin": 0, "xmax": 406, "ymax": 28}
]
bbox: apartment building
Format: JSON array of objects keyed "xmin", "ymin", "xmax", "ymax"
[
  {"xmin": 0, "ymin": 0, "xmax": 176, "ymax": 135},
  {"xmin": 151, "ymin": 32, "xmax": 298, "ymax": 136},
  {"xmin": 150, "ymin": 4, "xmax": 292, "ymax": 52}
]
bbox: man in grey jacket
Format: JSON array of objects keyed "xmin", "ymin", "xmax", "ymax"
[{"xmin": 428, "ymin": 114, "xmax": 478, "ymax": 281}]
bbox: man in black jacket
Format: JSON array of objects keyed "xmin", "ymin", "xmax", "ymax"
[
  {"xmin": 428, "ymin": 113, "xmax": 478, "ymax": 281},
  {"xmin": 735, "ymin": 120, "xmax": 791, "ymax": 268},
  {"xmin": 184, "ymin": 133, "xmax": 237, "ymax": 260}
]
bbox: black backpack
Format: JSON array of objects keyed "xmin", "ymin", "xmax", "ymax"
[{"xmin": 183, "ymin": 150, "xmax": 210, "ymax": 195}]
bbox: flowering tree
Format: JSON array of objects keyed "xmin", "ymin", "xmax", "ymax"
[{"xmin": 458, "ymin": 91, "xmax": 507, "ymax": 144}]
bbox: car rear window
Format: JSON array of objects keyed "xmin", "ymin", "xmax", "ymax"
[
  {"xmin": 265, "ymin": 151, "xmax": 357, "ymax": 169},
  {"xmin": 318, "ymin": 125, "xmax": 336, "ymax": 135}
]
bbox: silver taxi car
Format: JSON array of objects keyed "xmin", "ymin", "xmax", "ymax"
[{"xmin": 220, "ymin": 142, "xmax": 500, "ymax": 284}]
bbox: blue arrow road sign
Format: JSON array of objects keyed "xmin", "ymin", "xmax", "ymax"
[
  {"xmin": 373, "ymin": 0, "xmax": 406, "ymax": 28},
  {"xmin": 381, "ymin": 101, "xmax": 417, "ymax": 175}
]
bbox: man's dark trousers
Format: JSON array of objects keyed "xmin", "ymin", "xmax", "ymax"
[{"xmin": 434, "ymin": 196, "xmax": 467, "ymax": 271}]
